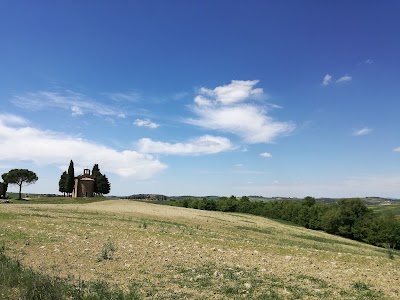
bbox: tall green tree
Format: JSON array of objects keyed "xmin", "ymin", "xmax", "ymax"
[
  {"xmin": 91, "ymin": 164, "xmax": 111, "ymax": 196},
  {"xmin": 66, "ymin": 160, "xmax": 75, "ymax": 196},
  {"xmin": 2, "ymin": 169, "xmax": 38, "ymax": 200},
  {"xmin": 303, "ymin": 196, "xmax": 316, "ymax": 207},
  {"xmin": 380, "ymin": 214, "xmax": 400, "ymax": 249},
  {"xmin": 58, "ymin": 171, "xmax": 68, "ymax": 196},
  {"xmin": 96, "ymin": 174, "xmax": 111, "ymax": 195},
  {"xmin": 92, "ymin": 164, "xmax": 100, "ymax": 195},
  {"xmin": 92, "ymin": 164, "xmax": 100, "ymax": 176}
]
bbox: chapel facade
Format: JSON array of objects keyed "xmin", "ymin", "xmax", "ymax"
[{"xmin": 72, "ymin": 169, "xmax": 95, "ymax": 198}]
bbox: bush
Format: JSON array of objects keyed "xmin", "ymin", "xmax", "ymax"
[{"xmin": 98, "ymin": 239, "xmax": 117, "ymax": 261}]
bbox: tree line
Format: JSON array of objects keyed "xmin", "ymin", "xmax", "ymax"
[
  {"xmin": 58, "ymin": 160, "xmax": 110, "ymax": 196},
  {"xmin": 125, "ymin": 194, "xmax": 167, "ymax": 201},
  {"xmin": 169, "ymin": 196, "xmax": 400, "ymax": 250}
]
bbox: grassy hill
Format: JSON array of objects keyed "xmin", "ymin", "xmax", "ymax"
[
  {"xmin": 370, "ymin": 203, "xmax": 400, "ymax": 216},
  {"xmin": 1, "ymin": 200, "xmax": 399, "ymax": 299}
]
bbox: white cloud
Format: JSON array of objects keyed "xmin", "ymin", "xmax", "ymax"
[
  {"xmin": 71, "ymin": 105, "xmax": 83, "ymax": 116},
  {"xmin": 137, "ymin": 135, "xmax": 234, "ymax": 155},
  {"xmin": 187, "ymin": 80, "xmax": 294, "ymax": 144},
  {"xmin": 234, "ymin": 163, "xmax": 244, "ymax": 167},
  {"xmin": 12, "ymin": 91, "xmax": 125, "ymax": 118},
  {"xmin": 0, "ymin": 113, "xmax": 28, "ymax": 126},
  {"xmin": 353, "ymin": 127, "xmax": 372, "ymax": 136},
  {"xmin": 336, "ymin": 75, "xmax": 352, "ymax": 83},
  {"xmin": 194, "ymin": 95, "xmax": 212, "ymax": 107},
  {"xmin": 260, "ymin": 152, "xmax": 272, "ymax": 158},
  {"xmin": 133, "ymin": 118, "xmax": 159, "ymax": 129},
  {"xmin": 187, "ymin": 103, "xmax": 294, "ymax": 144},
  {"xmin": 267, "ymin": 103, "xmax": 283, "ymax": 109},
  {"xmin": 394, "ymin": 147, "xmax": 400, "ymax": 152},
  {"xmin": 322, "ymin": 74, "xmax": 332, "ymax": 86},
  {"xmin": 0, "ymin": 115, "xmax": 166, "ymax": 178},
  {"xmin": 198, "ymin": 80, "xmax": 265, "ymax": 105}
]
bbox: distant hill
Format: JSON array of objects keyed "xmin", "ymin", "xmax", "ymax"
[{"xmin": 167, "ymin": 195, "xmax": 400, "ymax": 205}]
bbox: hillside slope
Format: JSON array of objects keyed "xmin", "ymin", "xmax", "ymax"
[{"xmin": 1, "ymin": 200, "xmax": 398, "ymax": 299}]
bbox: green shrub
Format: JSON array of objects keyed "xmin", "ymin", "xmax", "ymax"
[{"xmin": 98, "ymin": 239, "xmax": 117, "ymax": 261}]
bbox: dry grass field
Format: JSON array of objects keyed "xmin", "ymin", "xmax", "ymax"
[{"xmin": 1, "ymin": 199, "xmax": 399, "ymax": 299}]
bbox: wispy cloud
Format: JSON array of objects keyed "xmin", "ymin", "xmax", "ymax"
[
  {"xmin": 322, "ymin": 74, "xmax": 332, "ymax": 86},
  {"xmin": 260, "ymin": 152, "xmax": 272, "ymax": 158},
  {"xmin": 107, "ymin": 91, "xmax": 140, "ymax": 102},
  {"xmin": 137, "ymin": 135, "xmax": 234, "ymax": 155},
  {"xmin": 336, "ymin": 75, "xmax": 352, "ymax": 83},
  {"xmin": 394, "ymin": 147, "xmax": 400, "ymax": 152},
  {"xmin": 186, "ymin": 80, "xmax": 294, "ymax": 144},
  {"xmin": 0, "ymin": 114, "xmax": 166, "ymax": 178},
  {"xmin": 133, "ymin": 118, "xmax": 159, "ymax": 129},
  {"xmin": 0, "ymin": 113, "xmax": 28, "ymax": 126},
  {"xmin": 12, "ymin": 91, "xmax": 126, "ymax": 118},
  {"xmin": 353, "ymin": 127, "xmax": 372, "ymax": 136},
  {"xmin": 322, "ymin": 74, "xmax": 353, "ymax": 86},
  {"xmin": 172, "ymin": 91, "xmax": 189, "ymax": 101},
  {"xmin": 358, "ymin": 59, "xmax": 374, "ymax": 65},
  {"xmin": 233, "ymin": 170, "xmax": 266, "ymax": 175}
]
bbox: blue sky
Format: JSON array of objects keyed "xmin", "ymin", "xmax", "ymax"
[{"xmin": 1, "ymin": 1, "xmax": 400, "ymax": 197}]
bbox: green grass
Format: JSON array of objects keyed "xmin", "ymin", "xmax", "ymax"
[
  {"xmin": 165, "ymin": 262, "xmax": 386, "ymax": 299},
  {"xmin": 0, "ymin": 244, "xmax": 141, "ymax": 299},
  {"xmin": 351, "ymin": 281, "xmax": 383, "ymax": 299},
  {"xmin": 292, "ymin": 234, "xmax": 357, "ymax": 247},
  {"xmin": 370, "ymin": 204, "xmax": 400, "ymax": 216},
  {"xmin": 10, "ymin": 196, "xmax": 109, "ymax": 204},
  {"xmin": 0, "ymin": 212, "xmax": 18, "ymax": 221},
  {"xmin": 236, "ymin": 225, "xmax": 274, "ymax": 235}
]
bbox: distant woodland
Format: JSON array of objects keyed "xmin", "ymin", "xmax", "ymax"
[{"xmin": 169, "ymin": 196, "xmax": 400, "ymax": 251}]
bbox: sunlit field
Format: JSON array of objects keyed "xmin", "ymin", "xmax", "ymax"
[{"xmin": 1, "ymin": 200, "xmax": 399, "ymax": 299}]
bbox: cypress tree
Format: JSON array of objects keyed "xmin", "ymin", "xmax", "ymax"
[
  {"xmin": 66, "ymin": 160, "xmax": 75, "ymax": 196},
  {"xmin": 92, "ymin": 164, "xmax": 100, "ymax": 195},
  {"xmin": 58, "ymin": 171, "xmax": 68, "ymax": 196},
  {"xmin": 92, "ymin": 164, "xmax": 100, "ymax": 176},
  {"xmin": 91, "ymin": 164, "xmax": 111, "ymax": 196}
]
